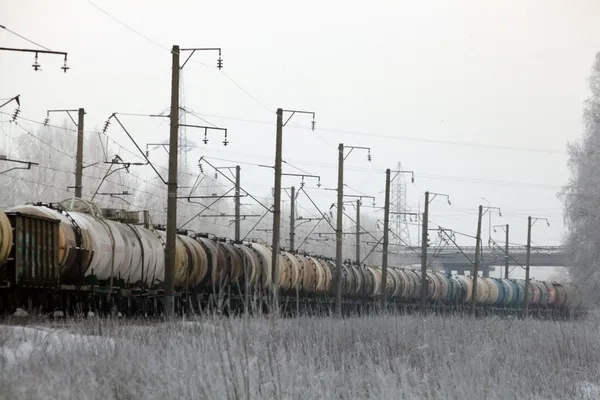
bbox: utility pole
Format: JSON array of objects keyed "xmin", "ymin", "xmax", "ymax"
[
  {"xmin": 75, "ymin": 108, "xmax": 84, "ymax": 198},
  {"xmin": 335, "ymin": 143, "xmax": 344, "ymax": 316},
  {"xmin": 163, "ymin": 45, "xmax": 223, "ymax": 318},
  {"xmin": 505, "ymin": 224, "xmax": 509, "ymax": 279},
  {"xmin": 472, "ymin": 205, "xmax": 483, "ymax": 314},
  {"xmin": 419, "ymin": 190, "xmax": 451, "ymax": 311},
  {"xmin": 333, "ymin": 143, "xmax": 372, "ymax": 316},
  {"xmin": 524, "ymin": 216, "xmax": 532, "ymax": 318},
  {"xmin": 45, "ymin": 108, "xmax": 85, "ymax": 197},
  {"xmin": 382, "ymin": 168, "xmax": 414, "ymax": 309},
  {"xmin": 381, "ymin": 168, "xmax": 391, "ymax": 310},
  {"xmin": 289, "ymin": 186, "xmax": 295, "ymax": 252},
  {"xmin": 271, "ymin": 108, "xmax": 284, "ymax": 313},
  {"xmin": 356, "ymin": 199, "xmax": 361, "ymax": 265},
  {"xmin": 271, "ymin": 109, "xmax": 315, "ymax": 314},
  {"xmin": 164, "ymin": 45, "xmax": 180, "ymax": 318},
  {"xmin": 420, "ymin": 191, "xmax": 429, "ymax": 311},
  {"xmin": 482, "ymin": 197, "xmax": 492, "ymax": 245},
  {"xmin": 523, "ymin": 216, "xmax": 550, "ymax": 317},
  {"xmin": 235, "ymin": 165, "xmax": 241, "ymax": 242}
]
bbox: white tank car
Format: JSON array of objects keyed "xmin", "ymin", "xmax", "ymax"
[{"xmin": 6, "ymin": 199, "xmax": 210, "ymax": 287}]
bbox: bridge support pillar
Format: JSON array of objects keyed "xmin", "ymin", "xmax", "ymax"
[{"xmin": 482, "ymin": 264, "xmax": 490, "ymax": 278}]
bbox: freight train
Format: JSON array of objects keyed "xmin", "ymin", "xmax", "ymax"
[{"xmin": 0, "ymin": 198, "xmax": 583, "ymax": 318}]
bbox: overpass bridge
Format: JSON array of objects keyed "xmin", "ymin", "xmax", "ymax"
[{"xmin": 394, "ymin": 246, "xmax": 567, "ymax": 277}]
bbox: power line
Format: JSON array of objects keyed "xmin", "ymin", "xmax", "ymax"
[
  {"xmin": 85, "ymin": 0, "xmax": 272, "ymax": 113},
  {"xmin": 0, "ymin": 25, "xmax": 52, "ymax": 51},
  {"xmin": 180, "ymin": 143, "xmax": 563, "ymax": 190},
  {"xmin": 13, "ymin": 121, "xmax": 75, "ymax": 160},
  {"xmin": 190, "ymin": 112, "xmax": 567, "ymax": 155},
  {"xmin": 219, "ymin": 70, "xmax": 272, "ymax": 113},
  {"xmin": 2, "ymin": 163, "xmax": 231, "ymax": 223},
  {"xmin": 85, "ymin": 0, "xmax": 174, "ymax": 54},
  {"xmin": 2, "ymin": 111, "xmax": 563, "ymax": 191},
  {"xmin": 0, "ymin": 111, "xmax": 201, "ymax": 179}
]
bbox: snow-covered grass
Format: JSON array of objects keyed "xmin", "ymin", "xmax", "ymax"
[{"xmin": 1, "ymin": 314, "xmax": 600, "ymax": 399}]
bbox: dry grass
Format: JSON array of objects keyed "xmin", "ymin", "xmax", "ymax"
[{"xmin": 1, "ymin": 313, "xmax": 600, "ymax": 399}]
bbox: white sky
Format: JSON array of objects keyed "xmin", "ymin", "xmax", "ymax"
[{"xmin": 2, "ymin": 0, "xmax": 600, "ymax": 248}]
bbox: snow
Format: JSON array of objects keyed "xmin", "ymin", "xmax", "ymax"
[
  {"xmin": 0, "ymin": 314, "xmax": 599, "ymax": 399},
  {"xmin": 576, "ymin": 382, "xmax": 600, "ymax": 400},
  {"xmin": 0, "ymin": 325, "xmax": 115, "ymax": 366}
]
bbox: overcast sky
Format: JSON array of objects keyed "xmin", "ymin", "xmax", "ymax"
[{"xmin": 2, "ymin": 0, "xmax": 600, "ymax": 249}]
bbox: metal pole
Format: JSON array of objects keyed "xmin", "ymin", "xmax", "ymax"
[
  {"xmin": 335, "ymin": 143, "xmax": 344, "ymax": 316},
  {"xmin": 356, "ymin": 199, "xmax": 360, "ymax": 265},
  {"xmin": 488, "ymin": 207, "xmax": 492, "ymax": 245},
  {"xmin": 271, "ymin": 108, "xmax": 283, "ymax": 314},
  {"xmin": 381, "ymin": 168, "xmax": 391, "ymax": 310},
  {"xmin": 420, "ymin": 191, "xmax": 429, "ymax": 311},
  {"xmin": 164, "ymin": 44, "xmax": 180, "ymax": 319},
  {"xmin": 472, "ymin": 205, "xmax": 483, "ymax": 314},
  {"xmin": 289, "ymin": 186, "xmax": 295, "ymax": 252},
  {"xmin": 417, "ymin": 203, "xmax": 421, "ymax": 247},
  {"xmin": 504, "ymin": 224, "xmax": 509, "ymax": 279},
  {"xmin": 524, "ymin": 216, "xmax": 532, "ymax": 318},
  {"xmin": 290, "ymin": 185, "xmax": 298, "ymax": 316},
  {"xmin": 234, "ymin": 165, "xmax": 241, "ymax": 243},
  {"xmin": 238, "ymin": 165, "xmax": 248, "ymax": 315},
  {"xmin": 75, "ymin": 108, "xmax": 84, "ymax": 198},
  {"xmin": 143, "ymin": 210, "xmax": 150, "ymax": 229}
]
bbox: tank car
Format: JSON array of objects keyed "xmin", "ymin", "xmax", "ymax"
[{"xmin": 0, "ymin": 199, "xmax": 585, "ymax": 319}]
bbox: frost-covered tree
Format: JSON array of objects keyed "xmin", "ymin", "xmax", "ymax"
[
  {"xmin": 561, "ymin": 52, "xmax": 600, "ymax": 304},
  {"xmin": 0, "ymin": 120, "xmax": 137, "ymax": 209}
]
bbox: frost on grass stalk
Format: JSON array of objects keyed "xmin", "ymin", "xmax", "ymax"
[{"xmin": 0, "ymin": 315, "xmax": 600, "ymax": 399}]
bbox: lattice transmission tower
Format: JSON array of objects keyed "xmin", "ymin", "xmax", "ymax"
[
  {"xmin": 159, "ymin": 70, "xmax": 195, "ymax": 170},
  {"xmin": 391, "ymin": 161, "xmax": 412, "ymax": 246}
]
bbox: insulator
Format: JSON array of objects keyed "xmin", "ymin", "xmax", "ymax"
[
  {"xmin": 145, "ymin": 150, "xmax": 149, "ymax": 157},
  {"xmin": 203, "ymin": 131, "xmax": 209, "ymax": 144},
  {"xmin": 102, "ymin": 120, "xmax": 110, "ymax": 133},
  {"xmin": 61, "ymin": 56, "xmax": 70, "ymax": 73},
  {"xmin": 311, "ymin": 119, "xmax": 316, "ymax": 131},
  {"xmin": 32, "ymin": 53, "xmax": 41, "ymax": 71},
  {"xmin": 217, "ymin": 56, "xmax": 223, "ymax": 70},
  {"xmin": 317, "ymin": 177, "xmax": 321, "ymax": 188},
  {"xmin": 11, "ymin": 108, "xmax": 20, "ymax": 122},
  {"xmin": 43, "ymin": 117, "xmax": 49, "ymax": 126},
  {"xmin": 223, "ymin": 132, "xmax": 228, "ymax": 146},
  {"xmin": 411, "ymin": 176, "xmax": 415, "ymax": 183}
]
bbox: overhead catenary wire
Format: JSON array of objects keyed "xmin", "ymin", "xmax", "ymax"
[
  {"xmin": 184, "ymin": 112, "xmax": 567, "ymax": 156},
  {"xmin": 1, "ymin": 112, "xmax": 564, "ymax": 191},
  {"xmin": 0, "ymin": 127, "xmax": 235, "ymax": 223},
  {"xmin": 1, "ymin": 109, "xmax": 564, "ymax": 250},
  {"xmin": 0, "ymin": 25, "xmax": 52, "ymax": 51}
]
